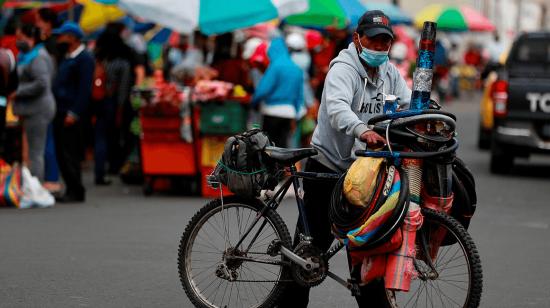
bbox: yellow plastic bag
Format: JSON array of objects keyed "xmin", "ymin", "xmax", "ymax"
[{"xmin": 343, "ymin": 157, "xmax": 384, "ymax": 207}]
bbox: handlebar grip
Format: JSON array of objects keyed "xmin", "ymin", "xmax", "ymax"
[{"xmin": 367, "ymin": 109, "xmax": 457, "ymax": 126}]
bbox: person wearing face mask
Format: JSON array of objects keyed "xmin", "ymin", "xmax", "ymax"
[
  {"xmin": 275, "ymin": 10, "xmax": 411, "ymax": 308},
  {"xmin": 51, "ymin": 22, "xmax": 95, "ymax": 203},
  {"xmin": 286, "ymin": 32, "xmax": 315, "ymax": 147},
  {"xmin": 13, "ymin": 24, "xmax": 56, "ymax": 182},
  {"xmin": 35, "ymin": 8, "xmax": 62, "ymax": 194}
]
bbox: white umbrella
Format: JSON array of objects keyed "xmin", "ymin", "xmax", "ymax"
[{"xmin": 118, "ymin": 0, "xmax": 308, "ymax": 34}]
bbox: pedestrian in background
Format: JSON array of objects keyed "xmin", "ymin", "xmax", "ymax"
[
  {"xmin": 34, "ymin": 8, "xmax": 62, "ymax": 193},
  {"xmin": 211, "ymin": 33, "xmax": 249, "ymax": 87},
  {"xmin": 105, "ymin": 22, "xmax": 148, "ymax": 173},
  {"xmin": 286, "ymin": 32, "xmax": 314, "ymax": 120},
  {"xmin": 93, "ymin": 27, "xmax": 132, "ymax": 185},
  {"xmin": 286, "ymin": 32, "xmax": 315, "ymax": 147},
  {"xmin": 251, "ymin": 37, "xmax": 303, "ymax": 148},
  {"xmin": 52, "ymin": 22, "xmax": 95, "ymax": 203},
  {"xmin": 13, "ymin": 24, "xmax": 56, "ymax": 182}
]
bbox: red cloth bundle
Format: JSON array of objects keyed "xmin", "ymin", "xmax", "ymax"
[
  {"xmin": 360, "ymin": 255, "xmax": 387, "ymax": 283},
  {"xmin": 422, "ymin": 190, "xmax": 454, "ymax": 213},
  {"xmin": 350, "ymin": 229, "xmax": 402, "ymax": 266},
  {"xmin": 422, "ymin": 191, "xmax": 455, "ymax": 259},
  {"xmin": 384, "ymin": 203, "xmax": 423, "ymax": 291}
]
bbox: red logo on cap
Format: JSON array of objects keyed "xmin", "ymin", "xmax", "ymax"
[{"xmin": 373, "ymin": 16, "xmax": 389, "ymax": 26}]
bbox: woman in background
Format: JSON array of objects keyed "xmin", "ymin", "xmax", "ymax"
[{"xmin": 13, "ymin": 24, "xmax": 56, "ymax": 181}]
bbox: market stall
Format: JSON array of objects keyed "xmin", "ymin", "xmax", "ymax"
[{"xmin": 133, "ymin": 83, "xmax": 197, "ymax": 195}]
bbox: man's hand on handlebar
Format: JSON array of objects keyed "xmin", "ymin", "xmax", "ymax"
[{"xmin": 360, "ymin": 130, "xmax": 386, "ymax": 149}]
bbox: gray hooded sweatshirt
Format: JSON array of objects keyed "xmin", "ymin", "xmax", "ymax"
[{"xmin": 311, "ymin": 42, "xmax": 411, "ymax": 172}]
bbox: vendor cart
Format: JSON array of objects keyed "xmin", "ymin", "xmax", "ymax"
[{"xmin": 135, "ymin": 87, "xmax": 198, "ymax": 195}]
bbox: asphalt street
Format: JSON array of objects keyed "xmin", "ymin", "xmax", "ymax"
[{"xmin": 1, "ymin": 93, "xmax": 550, "ymax": 307}]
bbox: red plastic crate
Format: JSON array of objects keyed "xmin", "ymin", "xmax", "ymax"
[
  {"xmin": 141, "ymin": 131, "xmax": 182, "ymax": 142},
  {"xmin": 200, "ymin": 166, "xmax": 232, "ymax": 198},
  {"xmin": 140, "ymin": 116, "xmax": 180, "ymax": 131},
  {"xmin": 141, "ymin": 142, "xmax": 197, "ymax": 175}
]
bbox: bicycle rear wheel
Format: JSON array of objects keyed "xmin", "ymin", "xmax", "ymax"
[
  {"xmin": 387, "ymin": 208, "xmax": 483, "ymax": 308},
  {"xmin": 178, "ymin": 196, "xmax": 292, "ymax": 308}
]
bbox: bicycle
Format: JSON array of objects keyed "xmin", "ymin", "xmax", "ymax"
[{"xmin": 177, "ymin": 107, "xmax": 483, "ymax": 308}]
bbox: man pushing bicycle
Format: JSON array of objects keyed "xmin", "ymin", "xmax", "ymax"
[{"xmin": 276, "ymin": 10, "xmax": 412, "ymax": 307}]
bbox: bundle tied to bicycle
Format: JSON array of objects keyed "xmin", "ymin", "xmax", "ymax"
[
  {"xmin": 328, "ymin": 115, "xmax": 477, "ymax": 293},
  {"xmin": 329, "ymin": 154, "xmax": 423, "ymax": 291}
]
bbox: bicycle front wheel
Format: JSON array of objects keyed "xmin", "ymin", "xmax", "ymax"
[
  {"xmin": 387, "ymin": 208, "xmax": 483, "ymax": 308},
  {"xmin": 178, "ymin": 196, "xmax": 292, "ymax": 308}
]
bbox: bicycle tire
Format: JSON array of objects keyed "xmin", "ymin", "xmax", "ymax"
[
  {"xmin": 386, "ymin": 208, "xmax": 483, "ymax": 308},
  {"xmin": 178, "ymin": 196, "xmax": 292, "ymax": 308}
]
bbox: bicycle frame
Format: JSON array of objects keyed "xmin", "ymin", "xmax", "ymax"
[{"xmin": 221, "ymin": 164, "xmax": 365, "ymax": 291}]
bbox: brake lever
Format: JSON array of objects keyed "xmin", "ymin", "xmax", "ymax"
[{"xmin": 429, "ymin": 99, "xmax": 442, "ymax": 110}]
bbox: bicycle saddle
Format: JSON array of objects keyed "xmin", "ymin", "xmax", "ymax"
[{"xmin": 264, "ymin": 146, "xmax": 318, "ymax": 165}]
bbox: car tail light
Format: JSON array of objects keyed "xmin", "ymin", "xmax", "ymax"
[{"xmin": 492, "ymin": 80, "xmax": 508, "ymax": 118}]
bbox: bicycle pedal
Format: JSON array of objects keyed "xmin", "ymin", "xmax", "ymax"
[
  {"xmin": 348, "ymin": 278, "xmax": 361, "ymax": 297},
  {"xmin": 267, "ymin": 239, "xmax": 282, "ymax": 256}
]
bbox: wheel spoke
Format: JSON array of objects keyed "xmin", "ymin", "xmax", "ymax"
[
  {"xmin": 438, "ymin": 262, "xmax": 468, "ymax": 273},
  {"xmin": 211, "ymin": 278, "xmax": 224, "ymax": 303},
  {"xmin": 438, "ymin": 278, "xmax": 468, "ymax": 284},
  {"xmin": 434, "ymin": 281, "xmax": 463, "ymax": 307},
  {"xmin": 403, "ymin": 283, "xmax": 422, "ymax": 307},
  {"xmin": 192, "ymin": 266, "xmax": 216, "ymax": 284},
  {"xmin": 430, "ymin": 280, "xmax": 446, "ymax": 308},
  {"xmin": 194, "ymin": 237, "xmax": 222, "ymax": 253},
  {"xmin": 415, "ymin": 282, "xmax": 426, "ymax": 308},
  {"xmin": 201, "ymin": 277, "xmax": 220, "ymax": 298},
  {"xmin": 435, "ymin": 246, "xmax": 452, "ymax": 265},
  {"xmin": 220, "ymin": 280, "xmax": 229, "ymax": 307},
  {"xmin": 436, "ymin": 256, "xmax": 464, "ymax": 270},
  {"xmin": 207, "ymin": 215, "xmax": 230, "ymax": 246}
]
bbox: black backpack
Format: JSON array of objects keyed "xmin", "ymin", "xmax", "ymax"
[{"xmin": 216, "ymin": 129, "xmax": 278, "ymax": 197}]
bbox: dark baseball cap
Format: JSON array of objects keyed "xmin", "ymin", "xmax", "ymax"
[
  {"xmin": 52, "ymin": 21, "xmax": 84, "ymax": 39},
  {"xmin": 356, "ymin": 10, "xmax": 394, "ymax": 39}
]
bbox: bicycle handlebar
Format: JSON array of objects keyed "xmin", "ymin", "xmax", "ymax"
[
  {"xmin": 355, "ymin": 138, "xmax": 459, "ymax": 159},
  {"xmin": 367, "ymin": 109, "xmax": 457, "ymax": 126}
]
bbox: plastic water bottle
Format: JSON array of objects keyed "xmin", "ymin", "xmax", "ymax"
[{"xmin": 383, "ymin": 94, "xmax": 398, "ymax": 114}]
